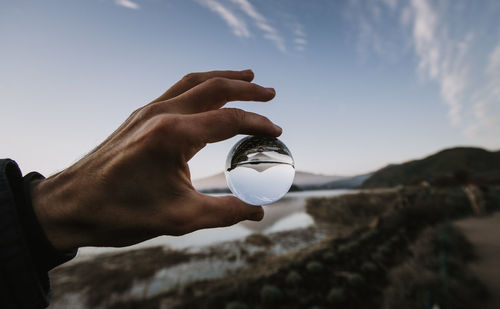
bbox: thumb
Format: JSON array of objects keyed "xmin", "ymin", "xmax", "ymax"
[{"xmin": 192, "ymin": 193, "xmax": 264, "ymax": 230}]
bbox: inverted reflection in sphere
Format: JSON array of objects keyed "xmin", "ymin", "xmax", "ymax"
[{"xmin": 225, "ymin": 136, "xmax": 295, "ymax": 205}]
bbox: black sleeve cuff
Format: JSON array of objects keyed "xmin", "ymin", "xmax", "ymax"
[
  {"xmin": 0, "ymin": 159, "xmax": 77, "ymax": 308},
  {"xmin": 22, "ymin": 172, "xmax": 78, "ymax": 271}
]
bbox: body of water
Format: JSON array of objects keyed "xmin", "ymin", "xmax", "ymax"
[{"xmin": 76, "ymin": 189, "xmax": 353, "ymax": 258}]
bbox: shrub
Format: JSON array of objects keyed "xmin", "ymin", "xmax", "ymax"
[
  {"xmin": 377, "ymin": 244, "xmax": 391, "ymax": 257},
  {"xmin": 383, "ymin": 225, "xmax": 487, "ymax": 309},
  {"xmin": 360, "ymin": 229, "xmax": 377, "ymax": 242},
  {"xmin": 306, "ymin": 261, "xmax": 324, "ymax": 274},
  {"xmin": 225, "ymin": 301, "xmax": 249, "ymax": 309},
  {"xmin": 361, "ymin": 261, "xmax": 378, "ymax": 273},
  {"xmin": 322, "ymin": 250, "xmax": 337, "ymax": 262},
  {"xmin": 285, "ymin": 271, "xmax": 303, "ymax": 286},
  {"xmin": 338, "ymin": 241, "xmax": 357, "ymax": 255},
  {"xmin": 389, "ymin": 235, "xmax": 400, "ymax": 245},
  {"xmin": 306, "ymin": 192, "xmax": 397, "ymax": 226},
  {"xmin": 260, "ymin": 284, "xmax": 283, "ymax": 304},
  {"xmin": 327, "ymin": 287, "xmax": 346, "ymax": 304},
  {"xmin": 245, "ymin": 234, "xmax": 272, "ymax": 247},
  {"xmin": 346, "ymin": 273, "xmax": 366, "ymax": 286},
  {"xmin": 373, "ymin": 251, "xmax": 385, "ymax": 262}
]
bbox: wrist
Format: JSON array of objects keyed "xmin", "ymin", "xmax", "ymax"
[{"xmin": 30, "ymin": 172, "xmax": 88, "ymax": 252}]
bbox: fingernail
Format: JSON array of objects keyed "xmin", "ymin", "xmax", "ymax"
[
  {"xmin": 273, "ymin": 123, "xmax": 282, "ymax": 133},
  {"xmin": 266, "ymin": 87, "xmax": 276, "ymax": 95},
  {"xmin": 242, "ymin": 69, "xmax": 253, "ymax": 77}
]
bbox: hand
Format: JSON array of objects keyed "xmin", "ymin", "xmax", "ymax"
[{"xmin": 30, "ymin": 70, "xmax": 281, "ymax": 251}]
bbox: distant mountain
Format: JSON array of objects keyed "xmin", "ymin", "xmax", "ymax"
[
  {"xmin": 320, "ymin": 173, "xmax": 373, "ymax": 189},
  {"xmin": 192, "ymin": 171, "xmax": 359, "ymax": 193},
  {"xmin": 362, "ymin": 147, "xmax": 500, "ymax": 188}
]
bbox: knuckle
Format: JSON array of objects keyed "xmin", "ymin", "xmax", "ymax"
[
  {"xmin": 206, "ymin": 77, "xmax": 229, "ymax": 89},
  {"xmin": 256, "ymin": 112, "xmax": 269, "ymax": 123},
  {"xmin": 135, "ymin": 105, "xmax": 154, "ymax": 121},
  {"xmin": 182, "ymin": 72, "xmax": 201, "ymax": 85},
  {"xmin": 129, "ymin": 107, "xmax": 142, "ymax": 118},
  {"xmin": 249, "ymin": 82, "xmax": 260, "ymax": 92},
  {"xmin": 222, "ymin": 108, "xmax": 245, "ymax": 123},
  {"xmin": 145, "ymin": 115, "xmax": 182, "ymax": 144}
]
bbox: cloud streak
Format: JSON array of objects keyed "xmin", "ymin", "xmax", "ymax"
[
  {"xmin": 346, "ymin": 0, "xmax": 472, "ymax": 125},
  {"xmin": 346, "ymin": 0, "xmax": 500, "ymax": 146},
  {"xmin": 197, "ymin": 0, "xmax": 250, "ymax": 37},
  {"xmin": 229, "ymin": 0, "xmax": 286, "ymax": 52},
  {"xmin": 115, "ymin": 0, "xmax": 139, "ymax": 10},
  {"xmin": 344, "ymin": 0, "xmax": 406, "ymax": 62},
  {"xmin": 409, "ymin": 0, "xmax": 471, "ymax": 125},
  {"xmin": 197, "ymin": 0, "xmax": 302, "ymax": 53},
  {"xmin": 466, "ymin": 41, "xmax": 500, "ymax": 145},
  {"xmin": 293, "ymin": 23, "xmax": 307, "ymax": 52}
]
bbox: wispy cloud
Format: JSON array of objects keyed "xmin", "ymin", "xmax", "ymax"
[
  {"xmin": 466, "ymin": 41, "xmax": 500, "ymax": 145},
  {"xmin": 229, "ymin": 0, "xmax": 286, "ymax": 52},
  {"xmin": 345, "ymin": 0, "xmax": 500, "ymax": 146},
  {"xmin": 409, "ymin": 0, "xmax": 472, "ymax": 125},
  {"xmin": 382, "ymin": 0, "xmax": 398, "ymax": 10},
  {"xmin": 344, "ymin": 0, "xmax": 406, "ymax": 62},
  {"xmin": 197, "ymin": 0, "xmax": 250, "ymax": 37},
  {"xmin": 196, "ymin": 0, "xmax": 301, "ymax": 53},
  {"xmin": 115, "ymin": 0, "xmax": 139, "ymax": 10},
  {"xmin": 293, "ymin": 23, "xmax": 307, "ymax": 52}
]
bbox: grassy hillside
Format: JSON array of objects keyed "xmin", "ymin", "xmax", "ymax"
[{"xmin": 362, "ymin": 147, "xmax": 500, "ymax": 188}]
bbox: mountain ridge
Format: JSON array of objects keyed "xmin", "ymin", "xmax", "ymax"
[{"xmin": 362, "ymin": 147, "xmax": 500, "ymax": 188}]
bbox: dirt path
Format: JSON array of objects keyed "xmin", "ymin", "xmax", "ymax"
[{"xmin": 454, "ymin": 212, "xmax": 500, "ymax": 309}]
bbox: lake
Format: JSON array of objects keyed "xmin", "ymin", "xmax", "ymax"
[{"xmin": 76, "ymin": 189, "xmax": 354, "ymax": 258}]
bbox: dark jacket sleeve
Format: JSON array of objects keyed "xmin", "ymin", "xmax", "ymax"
[{"xmin": 0, "ymin": 159, "xmax": 77, "ymax": 308}]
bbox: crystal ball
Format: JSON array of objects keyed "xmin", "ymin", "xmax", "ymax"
[{"xmin": 225, "ymin": 136, "xmax": 295, "ymax": 205}]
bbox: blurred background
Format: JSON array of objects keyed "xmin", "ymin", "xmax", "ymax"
[{"xmin": 1, "ymin": 1, "xmax": 500, "ymax": 308}]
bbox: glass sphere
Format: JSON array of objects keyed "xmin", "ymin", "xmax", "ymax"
[{"xmin": 225, "ymin": 136, "xmax": 295, "ymax": 205}]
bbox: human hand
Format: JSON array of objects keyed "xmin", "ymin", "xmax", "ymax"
[{"xmin": 30, "ymin": 70, "xmax": 281, "ymax": 251}]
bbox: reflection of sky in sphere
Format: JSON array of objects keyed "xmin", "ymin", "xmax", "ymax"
[{"xmin": 226, "ymin": 163, "xmax": 295, "ymax": 205}]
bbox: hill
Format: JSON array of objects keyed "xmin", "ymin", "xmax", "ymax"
[
  {"xmin": 321, "ymin": 173, "xmax": 372, "ymax": 189},
  {"xmin": 362, "ymin": 147, "xmax": 500, "ymax": 188}
]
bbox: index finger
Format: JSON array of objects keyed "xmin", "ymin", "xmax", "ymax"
[
  {"xmin": 185, "ymin": 108, "xmax": 282, "ymax": 145},
  {"xmin": 153, "ymin": 78, "xmax": 276, "ymax": 115},
  {"xmin": 151, "ymin": 69, "xmax": 255, "ymax": 103}
]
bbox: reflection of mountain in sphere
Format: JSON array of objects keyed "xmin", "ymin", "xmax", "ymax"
[{"xmin": 225, "ymin": 136, "xmax": 295, "ymax": 205}]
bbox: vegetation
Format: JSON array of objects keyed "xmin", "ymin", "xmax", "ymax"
[
  {"xmin": 327, "ymin": 287, "xmax": 346, "ymax": 304},
  {"xmin": 225, "ymin": 301, "xmax": 249, "ymax": 309},
  {"xmin": 285, "ymin": 271, "xmax": 303, "ymax": 286},
  {"xmin": 72, "ymin": 184, "xmax": 500, "ymax": 308},
  {"xmin": 383, "ymin": 224, "xmax": 487, "ymax": 309},
  {"xmin": 306, "ymin": 191, "xmax": 397, "ymax": 225},
  {"xmin": 260, "ymin": 284, "xmax": 284, "ymax": 304},
  {"xmin": 306, "ymin": 261, "xmax": 324, "ymax": 274},
  {"xmin": 119, "ymin": 186, "xmax": 484, "ymax": 309}
]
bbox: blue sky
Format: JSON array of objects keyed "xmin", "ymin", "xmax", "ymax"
[{"xmin": 1, "ymin": 0, "xmax": 499, "ymax": 179}]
